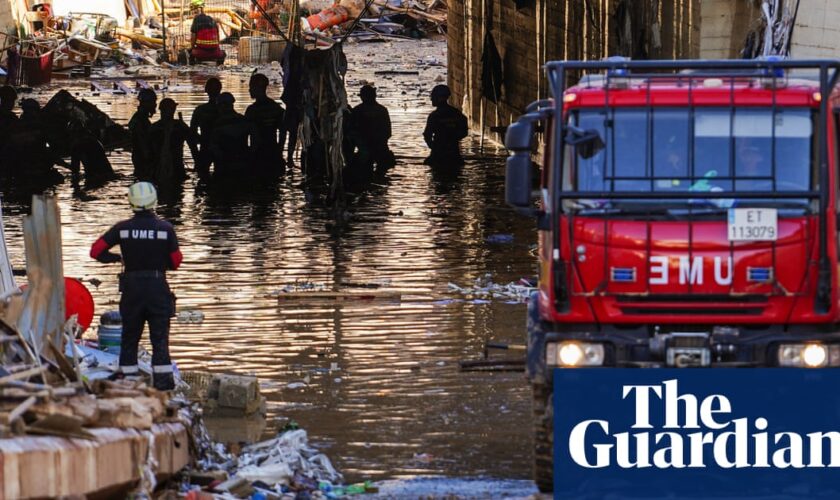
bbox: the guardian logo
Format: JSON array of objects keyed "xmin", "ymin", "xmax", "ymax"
[{"xmin": 569, "ymin": 379, "xmax": 840, "ymax": 469}]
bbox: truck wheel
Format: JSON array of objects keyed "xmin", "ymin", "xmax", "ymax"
[{"xmin": 533, "ymin": 382, "xmax": 554, "ymax": 493}]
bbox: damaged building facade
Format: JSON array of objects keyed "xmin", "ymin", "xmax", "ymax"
[
  {"xmin": 448, "ymin": 0, "xmax": 840, "ymax": 142},
  {"xmin": 447, "ymin": 0, "xmax": 701, "ymax": 143}
]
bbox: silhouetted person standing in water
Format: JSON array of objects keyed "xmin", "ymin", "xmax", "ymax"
[
  {"xmin": 129, "ymin": 88, "xmax": 157, "ymax": 180},
  {"xmin": 348, "ymin": 85, "xmax": 394, "ymax": 178},
  {"xmin": 149, "ymin": 98, "xmax": 199, "ymax": 183},
  {"xmin": 210, "ymin": 92, "xmax": 257, "ymax": 177},
  {"xmin": 0, "ymin": 86, "xmax": 17, "ymax": 136},
  {"xmin": 0, "ymin": 86, "xmax": 19, "ymax": 177},
  {"xmin": 191, "ymin": 77, "xmax": 221, "ymax": 176},
  {"xmin": 423, "ymin": 84, "xmax": 468, "ymax": 168},
  {"xmin": 245, "ymin": 73, "xmax": 285, "ymax": 175},
  {"xmin": 8, "ymin": 98, "xmax": 61, "ymax": 181},
  {"xmin": 69, "ymin": 120, "xmax": 115, "ymax": 181}
]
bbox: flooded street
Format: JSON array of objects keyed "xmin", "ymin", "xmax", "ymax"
[{"xmin": 0, "ymin": 39, "xmax": 538, "ymax": 490}]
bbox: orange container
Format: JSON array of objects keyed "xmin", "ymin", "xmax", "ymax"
[{"xmin": 304, "ymin": 5, "xmax": 349, "ymax": 31}]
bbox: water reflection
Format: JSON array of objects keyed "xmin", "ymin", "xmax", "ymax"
[{"xmin": 0, "ymin": 41, "xmax": 537, "ymax": 482}]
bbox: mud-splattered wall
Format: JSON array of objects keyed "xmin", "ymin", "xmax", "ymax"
[{"xmin": 447, "ymin": 0, "xmax": 700, "ymax": 144}]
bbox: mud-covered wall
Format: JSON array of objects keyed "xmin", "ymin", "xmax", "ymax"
[{"xmin": 447, "ymin": 0, "xmax": 700, "ymax": 144}]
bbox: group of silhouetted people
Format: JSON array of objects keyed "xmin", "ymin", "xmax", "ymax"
[
  {"xmin": 0, "ymin": 77, "xmax": 470, "ymax": 191},
  {"xmin": 0, "ymin": 85, "xmax": 115, "ymax": 185}
]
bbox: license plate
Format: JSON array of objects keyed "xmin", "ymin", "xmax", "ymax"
[{"xmin": 728, "ymin": 208, "xmax": 777, "ymax": 241}]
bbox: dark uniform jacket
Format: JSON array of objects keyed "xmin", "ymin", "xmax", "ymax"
[
  {"xmin": 128, "ymin": 111, "xmax": 154, "ymax": 179},
  {"xmin": 90, "ymin": 210, "xmax": 182, "ymax": 272},
  {"xmin": 191, "ymin": 100, "xmax": 219, "ymax": 146},
  {"xmin": 350, "ymin": 101, "xmax": 391, "ymax": 150},
  {"xmin": 423, "ymin": 104, "xmax": 469, "ymax": 166},
  {"xmin": 149, "ymin": 118, "xmax": 197, "ymax": 180},
  {"xmin": 245, "ymin": 97, "xmax": 285, "ymax": 171},
  {"xmin": 210, "ymin": 110, "xmax": 257, "ymax": 176},
  {"xmin": 70, "ymin": 131, "xmax": 114, "ymax": 179}
]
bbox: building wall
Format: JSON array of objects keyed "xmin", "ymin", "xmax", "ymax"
[
  {"xmin": 699, "ymin": 0, "xmax": 840, "ymax": 59},
  {"xmin": 698, "ymin": 0, "xmax": 760, "ymax": 59},
  {"xmin": 0, "ymin": 0, "xmax": 17, "ymax": 34},
  {"xmin": 447, "ymin": 0, "xmax": 700, "ymax": 144},
  {"xmin": 790, "ymin": 0, "xmax": 840, "ymax": 58}
]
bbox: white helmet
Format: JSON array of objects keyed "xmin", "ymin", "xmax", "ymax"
[{"xmin": 128, "ymin": 182, "xmax": 157, "ymax": 211}]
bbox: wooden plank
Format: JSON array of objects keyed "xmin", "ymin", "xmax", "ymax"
[
  {"xmin": 0, "ymin": 366, "xmax": 46, "ymax": 385},
  {"xmin": 7, "ymin": 396, "xmax": 36, "ymax": 424},
  {"xmin": 0, "ymin": 423, "xmax": 189, "ymax": 498}
]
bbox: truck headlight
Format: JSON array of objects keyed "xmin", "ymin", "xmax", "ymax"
[
  {"xmin": 778, "ymin": 343, "xmax": 840, "ymax": 368},
  {"xmin": 547, "ymin": 341, "xmax": 605, "ymax": 367}
]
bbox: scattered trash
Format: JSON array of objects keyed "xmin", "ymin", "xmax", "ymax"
[
  {"xmin": 286, "ymin": 382, "xmax": 308, "ymax": 390},
  {"xmin": 448, "ymin": 275, "xmax": 536, "ymax": 303},
  {"xmin": 177, "ymin": 310, "xmax": 206, "ymax": 324},
  {"xmin": 484, "ymin": 234, "xmax": 514, "ymax": 244}
]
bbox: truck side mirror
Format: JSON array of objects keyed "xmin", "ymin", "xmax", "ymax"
[
  {"xmin": 506, "ymin": 152, "xmax": 533, "ymax": 208},
  {"xmin": 566, "ymin": 125, "xmax": 605, "ymax": 159},
  {"xmin": 505, "ymin": 120, "xmax": 534, "ymax": 151}
]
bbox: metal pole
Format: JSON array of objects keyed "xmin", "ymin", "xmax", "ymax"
[{"xmin": 162, "ymin": 0, "xmax": 168, "ymax": 63}]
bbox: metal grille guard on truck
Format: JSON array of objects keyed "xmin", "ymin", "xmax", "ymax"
[{"xmin": 508, "ymin": 58, "xmax": 840, "ymax": 314}]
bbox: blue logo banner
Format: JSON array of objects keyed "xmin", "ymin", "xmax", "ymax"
[{"xmin": 553, "ymin": 369, "xmax": 840, "ymax": 499}]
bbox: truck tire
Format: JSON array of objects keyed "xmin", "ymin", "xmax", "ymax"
[{"xmin": 533, "ymin": 382, "xmax": 554, "ymax": 493}]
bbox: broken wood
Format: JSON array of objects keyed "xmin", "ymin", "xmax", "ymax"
[
  {"xmin": 0, "ymin": 366, "xmax": 46, "ymax": 385},
  {"xmin": 458, "ymin": 359, "xmax": 525, "ymax": 372},
  {"xmin": 7, "ymin": 396, "xmax": 36, "ymax": 424}
]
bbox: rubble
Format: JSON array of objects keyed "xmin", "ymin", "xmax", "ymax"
[{"xmin": 0, "ymin": 0, "xmax": 447, "ymax": 85}]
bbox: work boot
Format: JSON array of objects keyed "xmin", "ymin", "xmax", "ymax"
[{"xmin": 153, "ymin": 372, "xmax": 175, "ymax": 391}]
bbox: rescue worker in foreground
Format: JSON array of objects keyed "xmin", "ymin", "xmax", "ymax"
[
  {"xmin": 149, "ymin": 98, "xmax": 199, "ymax": 182},
  {"xmin": 422, "ymin": 84, "xmax": 469, "ymax": 168},
  {"xmin": 190, "ymin": 77, "xmax": 222, "ymax": 176},
  {"xmin": 244, "ymin": 73, "xmax": 285, "ymax": 175},
  {"xmin": 348, "ymin": 85, "xmax": 395, "ymax": 178},
  {"xmin": 129, "ymin": 88, "xmax": 158, "ymax": 180},
  {"xmin": 189, "ymin": 0, "xmax": 226, "ymax": 65},
  {"xmin": 89, "ymin": 182, "xmax": 182, "ymax": 391}
]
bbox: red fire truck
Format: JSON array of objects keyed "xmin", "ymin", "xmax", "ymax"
[{"xmin": 504, "ymin": 58, "xmax": 840, "ymax": 492}]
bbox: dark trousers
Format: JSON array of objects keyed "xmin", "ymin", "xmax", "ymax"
[{"xmin": 119, "ymin": 275, "xmax": 174, "ymax": 389}]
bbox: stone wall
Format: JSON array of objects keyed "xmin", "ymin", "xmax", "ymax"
[
  {"xmin": 447, "ymin": 0, "xmax": 700, "ymax": 144},
  {"xmin": 698, "ymin": 0, "xmax": 760, "ymax": 58},
  {"xmin": 790, "ymin": 0, "xmax": 840, "ymax": 58},
  {"xmin": 699, "ymin": 0, "xmax": 840, "ymax": 59}
]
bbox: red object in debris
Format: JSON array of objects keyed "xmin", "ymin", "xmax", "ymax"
[
  {"xmin": 18, "ymin": 277, "xmax": 95, "ymax": 332},
  {"xmin": 19, "ymin": 51, "xmax": 53, "ymax": 86},
  {"xmin": 65, "ymin": 277, "xmax": 95, "ymax": 332},
  {"xmin": 304, "ymin": 6, "xmax": 349, "ymax": 32}
]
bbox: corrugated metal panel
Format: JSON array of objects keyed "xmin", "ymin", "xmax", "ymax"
[{"xmin": 0, "ymin": 198, "xmax": 16, "ymax": 298}]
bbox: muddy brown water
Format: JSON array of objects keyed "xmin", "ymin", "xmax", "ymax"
[{"xmin": 0, "ymin": 40, "xmax": 537, "ymax": 484}]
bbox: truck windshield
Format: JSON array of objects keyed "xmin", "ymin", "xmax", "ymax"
[{"xmin": 564, "ymin": 107, "xmax": 816, "ymax": 209}]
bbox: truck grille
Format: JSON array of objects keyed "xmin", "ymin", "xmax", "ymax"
[
  {"xmin": 619, "ymin": 306, "xmax": 764, "ymax": 316},
  {"xmin": 615, "ymin": 295, "xmax": 767, "ymax": 316},
  {"xmin": 615, "ymin": 294, "xmax": 768, "ymax": 304}
]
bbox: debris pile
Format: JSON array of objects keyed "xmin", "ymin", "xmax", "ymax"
[
  {"xmin": 302, "ymin": 0, "xmax": 447, "ymax": 42},
  {"xmin": 0, "ymin": 0, "xmax": 447, "ymax": 85},
  {"xmin": 177, "ymin": 405, "xmax": 372, "ymax": 498}
]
